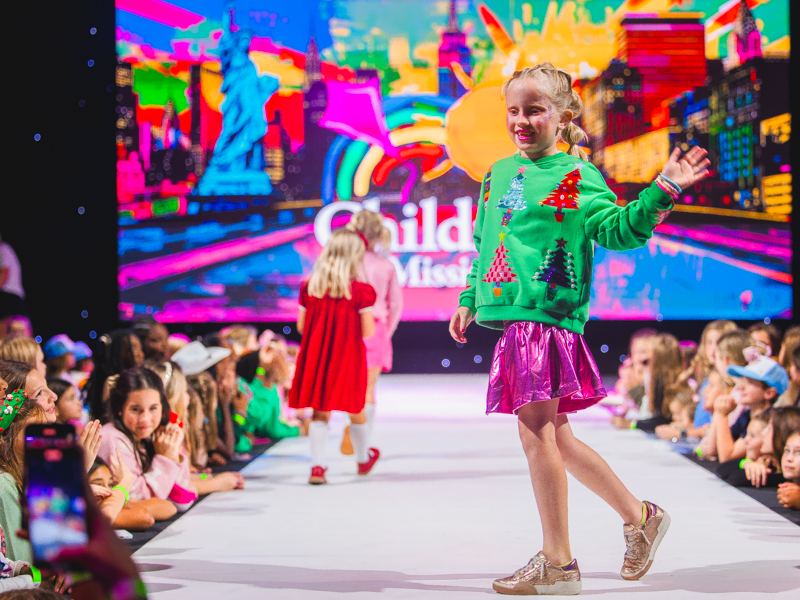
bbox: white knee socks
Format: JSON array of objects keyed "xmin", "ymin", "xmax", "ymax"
[
  {"xmin": 365, "ymin": 403, "xmax": 376, "ymax": 440},
  {"xmin": 350, "ymin": 423, "xmax": 370, "ymax": 463},
  {"xmin": 309, "ymin": 421, "xmax": 328, "ymax": 467}
]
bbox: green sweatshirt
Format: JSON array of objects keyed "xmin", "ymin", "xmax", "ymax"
[{"xmin": 459, "ymin": 152, "xmax": 673, "ymax": 334}]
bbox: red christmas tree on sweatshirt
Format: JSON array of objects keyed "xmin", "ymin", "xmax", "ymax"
[{"xmin": 540, "ymin": 166, "xmax": 583, "ymax": 222}]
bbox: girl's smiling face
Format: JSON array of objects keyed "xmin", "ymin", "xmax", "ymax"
[
  {"xmin": 505, "ymin": 79, "xmax": 570, "ymax": 160},
  {"xmin": 121, "ymin": 389, "xmax": 163, "ymax": 441},
  {"xmin": 25, "ymin": 369, "xmax": 58, "ymax": 423}
]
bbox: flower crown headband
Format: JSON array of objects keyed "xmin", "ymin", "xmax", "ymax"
[{"xmin": 0, "ymin": 390, "xmax": 28, "ymax": 433}]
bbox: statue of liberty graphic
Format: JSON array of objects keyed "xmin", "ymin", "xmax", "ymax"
[{"xmin": 196, "ymin": 0, "xmax": 279, "ymax": 196}]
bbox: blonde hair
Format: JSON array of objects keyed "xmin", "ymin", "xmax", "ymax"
[
  {"xmin": 717, "ymin": 330, "xmax": 754, "ymax": 368},
  {"xmin": 145, "ymin": 360, "xmax": 188, "ymax": 425},
  {"xmin": 650, "ymin": 333, "xmax": 683, "ymax": 418},
  {"xmin": 308, "ymin": 228, "xmax": 365, "ymax": 299},
  {"xmin": 679, "ymin": 320, "xmax": 737, "ymax": 387},
  {"xmin": 348, "ymin": 210, "xmax": 391, "ymax": 252},
  {"xmin": 0, "ymin": 337, "xmax": 40, "ymax": 367},
  {"xmin": 501, "ymin": 62, "xmax": 589, "ymax": 160},
  {"xmin": 187, "ymin": 372, "xmax": 218, "ymax": 466}
]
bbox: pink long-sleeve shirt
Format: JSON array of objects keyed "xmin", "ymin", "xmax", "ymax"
[
  {"xmin": 363, "ymin": 250, "xmax": 403, "ymax": 335},
  {"xmin": 97, "ymin": 423, "xmax": 195, "ymax": 507}
]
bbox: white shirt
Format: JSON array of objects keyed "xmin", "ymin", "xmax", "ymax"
[{"xmin": 0, "ymin": 243, "xmax": 24, "ymax": 299}]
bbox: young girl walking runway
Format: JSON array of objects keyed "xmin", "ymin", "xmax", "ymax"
[
  {"xmin": 450, "ymin": 62, "xmax": 710, "ymax": 595},
  {"xmin": 290, "ymin": 228, "xmax": 380, "ymax": 484}
]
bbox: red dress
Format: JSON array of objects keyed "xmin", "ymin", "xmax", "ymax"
[{"xmin": 289, "ymin": 280, "xmax": 377, "ymax": 413}]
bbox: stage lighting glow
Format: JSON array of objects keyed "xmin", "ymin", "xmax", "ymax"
[{"xmin": 115, "ymin": 0, "xmax": 792, "ymax": 323}]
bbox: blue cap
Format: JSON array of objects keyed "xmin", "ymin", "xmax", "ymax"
[
  {"xmin": 72, "ymin": 341, "xmax": 92, "ymax": 361},
  {"xmin": 42, "ymin": 334, "xmax": 76, "ymax": 359},
  {"xmin": 727, "ymin": 355, "xmax": 789, "ymax": 396}
]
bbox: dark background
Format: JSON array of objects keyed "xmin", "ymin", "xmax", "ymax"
[{"xmin": 4, "ymin": 1, "xmax": 799, "ymax": 374}]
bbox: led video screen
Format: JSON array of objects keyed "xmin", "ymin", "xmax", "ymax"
[{"xmin": 116, "ymin": 0, "xmax": 791, "ymax": 322}]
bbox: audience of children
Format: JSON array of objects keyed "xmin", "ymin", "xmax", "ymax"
[{"xmin": 611, "ymin": 321, "xmax": 800, "ymax": 512}]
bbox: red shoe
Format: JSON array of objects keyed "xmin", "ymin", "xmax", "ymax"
[
  {"xmin": 357, "ymin": 448, "xmax": 380, "ymax": 476},
  {"xmin": 309, "ymin": 466, "xmax": 327, "ymax": 485}
]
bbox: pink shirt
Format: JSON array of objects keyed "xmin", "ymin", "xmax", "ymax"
[
  {"xmin": 362, "ymin": 250, "xmax": 402, "ymax": 335},
  {"xmin": 97, "ymin": 423, "xmax": 196, "ymax": 507}
]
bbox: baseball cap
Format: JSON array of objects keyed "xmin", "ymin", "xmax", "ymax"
[
  {"xmin": 727, "ymin": 354, "xmax": 789, "ymax": 395},
  {"xmin": 72, "ymin": 341, "xmax": 93, "ymax": 361},
  {"xmin": 42, "ymin": 334, "xmax": 77, "ymax": 359}
]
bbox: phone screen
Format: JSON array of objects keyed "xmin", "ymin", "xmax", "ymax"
[{"xmin": 26, "ymin": 446, "xmax": 89, "ymax": 564}]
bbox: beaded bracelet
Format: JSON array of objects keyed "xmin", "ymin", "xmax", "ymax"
[
  {"xmin": 654, "ymin": 176, "xmax": 680, "ymax": 199},
  {"xmin": 658, "ymin": 172, "xmax": 682, "ymax": 192},
  {"xmin": 112, "ymin": 485, "xmax": 129, "ymax": 504}
]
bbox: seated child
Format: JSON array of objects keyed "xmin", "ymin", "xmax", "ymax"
[
  {"xmin": 47, "ymin": 377, "xmax": 84, "ymax": 433},
  {"xmin": 97, "ymin": 367, "xmax": 197, "ymax": 514},
  {"xmin": 88, "ymin": 456, "xmax": 171, "ymax": 531},
  {"xmin": 1, "ymin": 525, "xmax": 35, "ymax": 591},
  {"xmin": 773, "ymin": 407, "xmax": 800, "ymax": 510},
  {"xmin": 715, "ymin": 414, "xmax": 784, "ymax": 488},
  {"xmin": 776, "ymin": 346, "xmax": 800, "ymax": 408},
  {"xmin": 713, "ymin": 351, "xmax": 788, "ymax": 463},
  {"xmin": 655, "ymin": 386, "xmax": 696, "ymax": 441},
  {"xmin": 236, "ymin": 347, "xmax": 304, "ymax": 442}
]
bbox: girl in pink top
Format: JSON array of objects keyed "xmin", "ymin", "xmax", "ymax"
[
  {"xmin": 97, "ymin": 367, "xmax": 197, "ymax": 512},
  {"xmin": 340, "ymin": 210, "xmax": 403, "ymax": 454}
]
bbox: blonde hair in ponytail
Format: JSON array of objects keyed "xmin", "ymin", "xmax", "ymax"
[
  {"xmin": 501, "ymin": 62, "xmax": 589, "ymax": 160},
  {"xmin": 348, "ymin": 209, "xmax": 392, "ymax": 252},
  {"xmin": 308, "ymin": 228, "xmax": 365, "ymax": 300}
]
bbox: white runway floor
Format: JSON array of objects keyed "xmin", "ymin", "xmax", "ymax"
[{"xmin": 135, "ymin": 374, "xmax": 800, "ymax": 598}]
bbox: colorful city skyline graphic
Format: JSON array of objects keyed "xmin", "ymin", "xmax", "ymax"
[{"xmin": 116, "ymin": 0, "xmax": 792, "ymax": 323}]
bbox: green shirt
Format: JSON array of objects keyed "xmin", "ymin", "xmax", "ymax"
[
  {"xmin": 0, "ymin": 472, "xmax": 32, "ymax": 563},
  {"xmin": 244, "ymin": 379, "xmax": 300, "ymax": 440},
  {"xmin": 459, "ymin": 152, "xmax": 673, "ymax": 334}
]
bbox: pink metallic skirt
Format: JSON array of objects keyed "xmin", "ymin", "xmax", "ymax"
[{"xmin": 487, "ymin": 321, "xmax": 606, "ymax": 415}]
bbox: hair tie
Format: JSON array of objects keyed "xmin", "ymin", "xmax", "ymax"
[
  {"xmin": 0, "ymin": 389, "xmax": 28, "ymax": 433},
  {"xmin": 356, "ymin": 232, "xmax": 369, "ymax": 248},
  {"xmin": 163, "ymin": 362, "xmax": 173, "ymax": 388}
]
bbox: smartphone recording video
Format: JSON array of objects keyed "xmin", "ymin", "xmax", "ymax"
[{"xmin": 24, "ymin": 426, "xmax": 89, "ymax": 566}]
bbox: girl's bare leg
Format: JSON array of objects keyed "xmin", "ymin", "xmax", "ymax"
[
  {"xmin": 517, "ymin": 399, "xmax": 572, "ymax": 566},
  {"xmin": 555, "ymin": 415, "xmax": 642, "ymax": 524},
  {"xmin": 366, "ymin": 366, "xmax": 381, "ymax": 405}
]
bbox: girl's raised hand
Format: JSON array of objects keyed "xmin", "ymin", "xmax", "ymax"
[
  {"xmin": 661, "ymin": 146, "xmax": 711, "ymax": 190},
  {"xmin": 449, "ymin": 306, "xmax": 474, "ymax": 343},
  {"xmin": 78, "ymin": 420, "xmax": 102, "ymax": 472},
  {"xmin": 109, "ymin": 448, "xmax": 135, "ymax": 491}
]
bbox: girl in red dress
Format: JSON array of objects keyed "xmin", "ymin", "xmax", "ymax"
[{"xmin": 289, "ymin": 228, "xmax": 379, "ymax": 484}]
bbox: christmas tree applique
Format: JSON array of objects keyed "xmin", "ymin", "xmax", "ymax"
[
  {"xmin": 540, "ymin": 164, "xmax": 584, "ymax": 223},
  {"xmin": 482, "ymin": 232, "xmax": 517, "ymax": 297},
  {"xmin": 498, "ymin": 166, "xmax": 528, "ymax": 226},
  {"xmin": 533, "ymin": 237, "xmax": 578, "ymax": 301}
]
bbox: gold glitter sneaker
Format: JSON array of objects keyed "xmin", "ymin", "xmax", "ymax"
[
  {"xmin": 621, "ymin": 501, "xmax": 671, "ymax": 580},
  {"xmin": 493, "ymin": 552, "xmax": 581, "ymax": 595}
]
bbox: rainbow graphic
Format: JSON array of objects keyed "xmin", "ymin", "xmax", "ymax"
[{"xmin": 322, "ymin": 95, "xmax": 454, "ymax": 204}]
